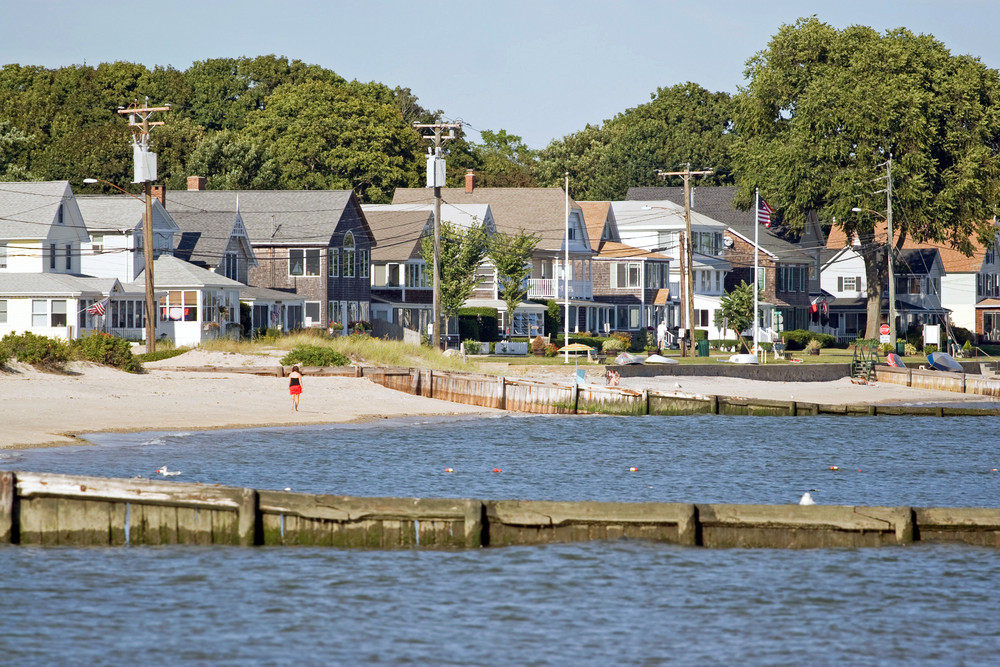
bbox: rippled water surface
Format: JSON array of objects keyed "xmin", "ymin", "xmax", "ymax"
[{"xmin": 1, "ymin": 415, "xmax": 999, "ymax": 665}]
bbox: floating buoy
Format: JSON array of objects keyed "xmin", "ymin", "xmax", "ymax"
[
  {"xmin": 444, "ymin": 468, "xmax": 454, "ymax": 473},
  {"xmin": 629, "ymin": 467, "xmax": 639, "ymax": 472},
  {"xmin": 829, "ymin": 466, "xmax": 839, "ymax": 471},
  {"xmin": 492, "ymin": 468, "xmax": 502, "ymax": 473}
]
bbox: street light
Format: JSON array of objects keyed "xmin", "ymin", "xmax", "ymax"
[
  {"xmin": 852, "ymin": 206, "xmax": 896, "ymax": 346},
  {"xmin": 83, "ymin": 177, "xmax": 156, "ymax": 354}
]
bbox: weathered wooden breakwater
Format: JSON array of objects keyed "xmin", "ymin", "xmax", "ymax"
[
  {"xmin": 2, "ymin": 471, "xmax": 998, "ymax": 549},
  {"xmin": 360, "ymin": 367, "xmax": 1000, "ymax": 417}
]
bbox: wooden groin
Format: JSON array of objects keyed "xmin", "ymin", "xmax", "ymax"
[
  {"xmin": 3, "ymin": 471, "xmax": 998, "ymax": 549},
  {"xmin": 361, "ymin": 367, "xmax": 1000, "ymax": 417}
]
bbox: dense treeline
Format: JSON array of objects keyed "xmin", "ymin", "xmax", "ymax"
[{"xmin": 0, "ymin": 54, "xmax": 736, "ymax": 201}]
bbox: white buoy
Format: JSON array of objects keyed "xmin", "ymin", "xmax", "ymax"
[{"xmin": 799, "ymin": 492, "xmax": 816, "ymax": 506}]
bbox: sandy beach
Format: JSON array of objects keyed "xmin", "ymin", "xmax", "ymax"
[{"xmin": 2, "ymin": 350, "xmax": 995, "ymax": 450}]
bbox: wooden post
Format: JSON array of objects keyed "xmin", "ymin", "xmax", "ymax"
[
  {"xmin": 498, "ymin": 376, "xmax": 507, "ymax": 411},
  {"xmin": 1, "ymin": 471, "xmax": 16, "ymax": 544},
  {"xmin": 237, "ymin": 488, "xmax": 259, "ymax": 546},
  {"xmin": 428, "ymin": 370, "xmax": 433, "ymax": 399},
  {"xmin": 571, "ymin": 382, "xmax": 579, "ymax": 414}
]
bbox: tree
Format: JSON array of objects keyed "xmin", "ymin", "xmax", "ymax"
[
  {"xmin": 420, "ymin": 221, "xmax": 488, "ymax": 343},
  {"xmin": 240, "ymin": 80, "xmax": 422, "ymax": 201},
  {"xmin": 186, "ymin": 129, "xmax": 280, "ymax": 190},
  {"xmin": 719, "ymin": 280, "xmax": 763, "ymax": 349},
  {"xmin": 488, "ymin": 228, "xmax": 541, "ymax": 336},
  {"xmin": 733, "ymin": 18, "xmax": 1000, "ymax": 338},
  {"xmin": 470, "ymin": 129, "xmax": 537, "ymax": 187}
]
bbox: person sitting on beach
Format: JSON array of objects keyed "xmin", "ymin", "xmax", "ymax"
[
  {"xmin": 288, "ymin": 365, "xmax": 303, "ymax": 411},
  {"xmin": 606, "ymin": 369, "xmax": 620, "ymax": 387}
]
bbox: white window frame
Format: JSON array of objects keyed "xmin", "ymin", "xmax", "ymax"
[
  {"xmin": 50, "ymin": 299, "xmax": 67, "ymax": 327},
  {"xmin": 305, "ymin": 301, "xmax": 321, "ymax": 326},
  {"xmin": 0, "ymin": 243, "xmax": 6, "ymax": 269},
  {"xmin": 0, "ymin": 299, "xmax": 6, "ymax": 323},
  {"xmin": 343, "ymin": 232, "xmax": 356, "ymax": 278},
  {"xmin": 32, "ymin": 299, "xmax": 47, "ymax": 327},
  {"xmin": 289, "ymin": 248, "xmax": 321, "ymax": 277},
  {"xmin": 328, "ymin": 247, "xmax": 339, "ymax": 277}
]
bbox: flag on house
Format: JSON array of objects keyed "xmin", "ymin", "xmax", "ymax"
[
  {"xmin": 758, "ymin": 199, "xmax": 774, "ymax": 228},
  {"xmin": 86, "ymin": 298, "xmax": 109, "ymax": 316}
]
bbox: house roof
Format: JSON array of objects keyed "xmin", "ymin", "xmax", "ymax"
[
  {"xmin": 75, "ymin": 195, "xmax": 144, "ymax": 232},
  {"xmin": 827, "ymin": 220, "xmax": 993, "ymax": 274},
  {"xmin": 593, "ymin": 240, "xmax": 670, "ymax": 261},
  {"xmin": 133, "ymin": 254, "xmax": 244, "ymax": 289},
  {"xmin": 896, "ymin": 248, "xmax": 939, "ymax": 276},
  {"xmin": 0, "ymin": 181, "xmax": 87, "ymax": 241},
  {"xmin": 165, "ymin": 190, "xmax": 364, "ymax": 246},
  {"xmin": 0, "ymin": 273, "xmax": 116, "ymax": 297},
  {"xmin": 360, "ymin": 207, "xmax": 433, "ymax": 262},
  {"xmin": 578, "ymin": 201, "xmax": 614, "ymax": 245},
  {"xmin": 240, "ymin": 285, "xmax": 304, "ymax": 303},
  {"xmin": 170, "ymin": 209, "xmax": 255, "ymax": 269},
  {"xmin": 392, "ymin": 187, "xmax": 582, "ymax": 252},
  {"xmin": 627, "ymin": 186, "xmax": 813, "ymax": 264}
]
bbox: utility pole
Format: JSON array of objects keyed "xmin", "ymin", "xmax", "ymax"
[
  {"xmin": 414, "ymin": 122, "xmax": 462, "ymax": 350},
  {"xmin": 657, "ymin": 166, "xmax": 714, "ymax": 356},
  {"xmin": 118, "ymin": 99, "xmax": 169, "ymax": 354},
  {"xmin": 885, "ymin": 154, "xmax": 896, "ymax": 348}
]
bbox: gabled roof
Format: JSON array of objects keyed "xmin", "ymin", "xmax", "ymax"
[
  {"xmin": 0, "ymin": 181, "xmax": 88, "ymax": 241},
  {"xmin": 360, "ymin": 206, "xmax": 433, "ymax": 262},
  {"xmin": 0, "ymin": 273, "xmax": 117, "ymax": 297},
  {"xmin": 627, "ymin": 186, "xmax": 812, "ymax": 263},
  {"xmin": 593, "ymin": 241, "xmax": 670, "ymax": 261},
  {"xmin": 578, "ymin": 201, "xmax": 617, "ymax": 245},
  {"xmin": 896, "ymin": 248, "xmax": 940, "ymax": 276},
  {"xmin": 165, "ymin": 190, "xmax": 369, "ymax": 247},
  {"xmin": 827, "ymin": 220, "xmax": 994, "ymax": 274},
  {"xmin": 133, "ymin": 254, "xmax": 244, "ymax": 289},
  {"xmin": 170, "ymin": 209, "xmax": 256, "ymax": 270},
  {"xmin": 392, "ymin": 187, "xmax": 582, "ymax": 252}
]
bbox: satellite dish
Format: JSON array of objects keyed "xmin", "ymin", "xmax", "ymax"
[{"xmin": 723, "ymin": 236, "xmax": 734, "ymax": 248}]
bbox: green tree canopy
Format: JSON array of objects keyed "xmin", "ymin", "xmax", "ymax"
[
  {"xmin": 488, "ymin": 228, "xmax": 541, "ymax": 334},
  {"xmin": 420, "ymin": 221, "xmax": 489, "ymax": 341},
  {"xmin": 733, "ymin": 18, "xmax": 1000, "ymax": 337},
  {"xmin": 719, "ymin": 280, "xmax": 763, "ymax": 339}
]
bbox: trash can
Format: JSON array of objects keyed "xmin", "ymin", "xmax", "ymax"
[
  {"xmin": 896, "ymin": 340, "xmax": 906, "ymax": 356},
  {"xmin": 697, "ymin": 339, "xmax": 710, "ymax": 357}
]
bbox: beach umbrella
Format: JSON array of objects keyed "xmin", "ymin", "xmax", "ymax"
[{"xmin": 558, "ymin": 342, "xmax": 595, "ymax": 366}]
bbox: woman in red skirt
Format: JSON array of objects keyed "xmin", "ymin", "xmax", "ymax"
[{"xmin": 288, "ymin": 365, "xmax": 303, "ymax": 411}]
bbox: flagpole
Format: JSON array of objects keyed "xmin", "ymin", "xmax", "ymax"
[{"xmin": 753, "ymin": 188, "xmax": 760, "ymax": 358}]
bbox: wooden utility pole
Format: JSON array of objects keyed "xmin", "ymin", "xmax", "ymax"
[
  {"xmin": 118, "ymin": 100, "xmax": 169, "ymax": 354},
  {"xmin": 414, "ymin": 122, "xmax": 462, "ymax": 350},
  {"xmin": 657, "ymin": 166, "xmax": 714, "ymax": 356}
]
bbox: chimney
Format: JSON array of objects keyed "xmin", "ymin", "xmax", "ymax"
[
  {"xmin": 465, "ymin": 169, "xmax": 475, "ymax": 194},
  {"xmin": 150, "ymin": 184, "xmax": 166, "ymax": 208},
  {"xmin": 187, "ymin": 175, "xmax": 206, "ymax": 191}
]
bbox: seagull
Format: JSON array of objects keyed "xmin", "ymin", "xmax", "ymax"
[
  {"xmin": 155, "ymin": 466, "xmax": 181, "ymax": 477},
  {"xmin": 799, "ymin": 492, "xmax": 816, "ymax": 506}
]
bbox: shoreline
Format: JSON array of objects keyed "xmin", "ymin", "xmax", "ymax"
[{"xmin": 3, "ymin": 350, "xmax": 997, "ymax": 451}]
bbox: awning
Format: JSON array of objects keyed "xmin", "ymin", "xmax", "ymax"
[{"xmin": 653, "ymin": 288, "xmax": 670, "ymax": 306}]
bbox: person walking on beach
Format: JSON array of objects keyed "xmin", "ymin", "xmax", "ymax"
[{"xmin": 288, "ymin": 365, "xmax": 303, "ymax": 411}]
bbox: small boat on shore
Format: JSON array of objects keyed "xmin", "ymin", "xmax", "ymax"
[{"xmin": 927, "ymin": 351, "xmax": 963, "ymax": 373}]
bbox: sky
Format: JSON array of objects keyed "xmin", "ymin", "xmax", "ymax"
[{"xmin": 3, "ymin": 0, "xmax": 1000, "ymax": 149}]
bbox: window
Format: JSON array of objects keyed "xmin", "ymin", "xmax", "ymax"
[
  {"xmin": 50, "ymin": 300, "xmax": 67, "ymax": 327},
  {"xmin": 289, "ymin": 248, "xmax": 320, "ymax": 276},
  {"xmin": 695, "ymin": 309, "xmax": 710, "ymax": 327},
  {"xmin": 358, "ymin": 249, "xmax": 370, "ymax": 278},
  {"xmin": 224, "ymin": 252, "xmax": 238, "ymax": 281},
  {"xmin": 65, "ymin": 243, "xmax": 72, "ymax": 270},
  {"xmin": 645, "ymin": 262, "xmax": 668, "ymax": 289},
  {"xmin": 160, "ymin": 290, "xmax": 198, "ymax": 322},
  {"xmin": 838, "ymin": 276, "xmax": 862, "ymax": 292},
  {"xmin": 32, "ymin": 300, "xmax": 47, "ymax": 327},
  {"xmin": 0, "ymin": 299, "xmax": 6, "ymax": 323},
  {"xmin": 343, "ymin": 233, "xmax": 356, "ymax": 278},
  {"xmin": 0, "ymin": 243, "xmax": 6, "ymax": 269},
  {"xmin": 407, "ymin": 263, "xmax": 428, "ymax": 288},
  {"xmin": 49, "ymin": 243, "xmax": 56, "ymax": 269},
  {"xmin": 56, "ymin": 203, "xmax": 64, "ymax": 224},
  {"xmin": 328, "ymin": 248, "xmax": 339, "ymax": 277},
  {"xmin": 567, "ymin": 227, "xmax": 576, "ymax": 241},
  {"xmin": 305, "ymin": 301, "xmax": 321, "ymax": 326},
  {"xmin": 91, "ymin": 235, "xmax": 104, "ymax": 255},
  {"xmin": 613, "ymin": 262, "xmax": 641, "ymax": 288}
]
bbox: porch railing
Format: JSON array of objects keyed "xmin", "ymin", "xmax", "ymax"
[{"xmin": 527, "ymin": 279, "xmax": 592, "ymax": 300}]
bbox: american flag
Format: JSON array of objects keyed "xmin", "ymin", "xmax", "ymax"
[
  {"xmin": 758, "ymin": 199, "xmax": 774, "ymax": 228},
  {"xmin": 86, "ymin": 298, "xmax": 108, "ymax": 316}
]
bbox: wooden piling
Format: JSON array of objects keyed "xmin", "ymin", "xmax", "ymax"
[{"xmin": 1, "ymin": 471, "xmax": 16, "ymax": 544}]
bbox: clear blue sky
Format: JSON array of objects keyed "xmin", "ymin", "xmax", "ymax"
[{"xmin": 4, "ymin": 0, "xmax": 999, "ymax": 148}]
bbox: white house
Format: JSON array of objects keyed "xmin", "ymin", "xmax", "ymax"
[
  {"xmin": 610, "ymin": 200, "xmax": 731, "ymax": 339},
  {"xmin": 77, "ymin": 194, "xmax": 180, "ymax": 281},
  {"xmin": 1, "ymin": 181, "xmax": 89, "ymax": 275},
  {"xmin": 134, "ymin": 255, "xmax": 244, "ymax": 347}
]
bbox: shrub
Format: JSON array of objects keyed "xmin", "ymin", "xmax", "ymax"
[
  {"xmin": 71, "ymin": 332, "xmax": 140, "ymax": 372},
  {"xmin": 924, "ymin": 344, "xmax": 938, "ymax": 355},
  {"xmin": 135, "ymin": 348, "xmax": 189, "ymax": 363},
  {"xmin": 531, "ymin": 335, "xmax": 546, "ymax": 353},
  {"xmin": 459, "ymin": 307, "xmax": 499, "ymax": 342},
  {"xmin": 280, "ymin": 345, "xmax": 349, "ymax": 367},
  {"xmin": 904, "ymin": 342, "xmax": 918, "ymax": 356},
  {"xmin": 780, "ymin": 329, "xmax": 835, "ymax": 351},
  {"xmin": 1, "ymin": 331, "xmax": 69, "ymax": 370},
  {"xmin": 602, "ymin": 337, "xmax": 626, "ymax": 352},
  {"xmin": 544, "ymin": 343, "xmax": 559, "ymax": 357},
  {"xmin": 458, "ymin": 317, "xmax": 479, "ymax": 343},
  {"xmin": 692, "ymin": 329, "xmax": 708, "ymax": 341},
  {"xmin": 462, "ymin": 339, "xmax": 481, "ymax": 355}
]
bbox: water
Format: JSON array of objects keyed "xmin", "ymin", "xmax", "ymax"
[{"xmin": 1, "ymin": 415, "xmax": 999, "ymax": 666}]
